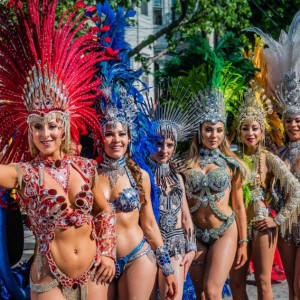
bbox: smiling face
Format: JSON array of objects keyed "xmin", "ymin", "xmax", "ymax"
[
  {"xmin": 103, "ymin": 122, "xmax": 129, "ymax": 159},
  {"xmin": 200, "ymin": 121, "xmax": 224, "ymax": 150},
  {"xmin": 284, "ymin": 115, "xmax": 300, "ymax": 142},
  {"xmin": 152, "ymin": 137, "xmax": 175, "ymax": 164},
  {"xmin": 30, "ymin": 118, "xmax": 64, "ymax": 159},
  {"xmin": 240, "ymin": 120, "xmax": 262, "ymax": 150}
]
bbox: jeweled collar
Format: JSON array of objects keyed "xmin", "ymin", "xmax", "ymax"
[
  {"xmin": 287, "ymin": 140, "xmax": 300, "ymax": 150},
  {"xmin": 100, "ymin": 154, "xmax": 126, "ymax": 188},
  {"xmin": 198, "ymin": 148, "xmax": 226, "ymax": 169},
  {"xmin": 147, "ymin": 157, "xmax": 178, "ymax": 190},
  {"xmin": 34, "ymin": 154, "xmax": 71, "ymax": 168}
]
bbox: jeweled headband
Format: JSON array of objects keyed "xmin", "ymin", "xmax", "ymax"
[{"xmin": 194, "ymin": 88, "xmax": 227, "ymax": 125}]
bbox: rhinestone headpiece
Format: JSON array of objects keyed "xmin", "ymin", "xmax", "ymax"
[
  {"xmin": 194, "ymin": 88, "xmax": 227, "ymax": 125},
  {"xmin": 275, "ymin": 72, "xmax": 300, "ymax": 118},
  {"xmin": 144, "ymin": 79, "xmax": 197, "ymax": 143},
  {"xmin": 100, "ymin": 87, "xmax": 138, "ymax": 136},
  {"xmin": 237, "ymin": 81, "xmax": 273, "ymax": 130}
]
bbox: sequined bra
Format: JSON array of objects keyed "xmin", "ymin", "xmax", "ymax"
[
  {"xmin": 186, "ymin": 168, "xmax": 231, "ymax": 213},
  {"xmin": 100, "ymin": 156, "xmax": 141, "ymax": 213},
  {"xmin": 185, "ymin": 148, "xmax": 239, "ymax": 222},
  {"xmin": 13, "ymin": 156, "xmax": 97, "ymax": 255}
]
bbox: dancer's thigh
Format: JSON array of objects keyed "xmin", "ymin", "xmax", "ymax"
[{"xmin": 118, "ymin": 254, "xmax": 157, "ymax": 300}]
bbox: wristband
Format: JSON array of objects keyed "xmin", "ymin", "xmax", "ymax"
[
  {"xmin": 155, "ymin": 245, "xmax": 174, "ymax": 276},
  {"xmin": 238, "ymin": 239, "xmax": 249, "ymax": 244}
]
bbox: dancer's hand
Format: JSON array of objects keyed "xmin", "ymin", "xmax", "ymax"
[
  {"xmin": 93, "ymin": 255, "xmax": 115, "ymax": 284},
  {"xmin": 180, "ymin": 251, "xmax": 195, "ymax": 280},
  {"xmin": 254, "ymin": 217, "xmax": 277, "ymax": 231},
  {"xmin": 234, "ymin": 243, "xmax": 248, "ymax": 269},
  {"xmin": 165, "ymin": 274, "xmax": 178, "ymax": 300}
]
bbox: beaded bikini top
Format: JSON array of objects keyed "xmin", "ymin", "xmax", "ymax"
[
  {"xmin": 99, "ymin": 155, "xmax": 141, "ymax": 213},
  {"xmin": 13, "ymin": 155, "xmax": 97, "ymax": 255},
  {"xmin": 185, "ymin": 148, "xmax": 239, "ymax": 221}
]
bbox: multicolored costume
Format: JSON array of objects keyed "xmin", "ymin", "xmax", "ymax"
[
  {"xmin": 246, "ymin": 12, "xmax": 300, "ymax": 244},
  {"xmin": 236, "ymin": 36, "xmax": 300, "ymax": 238},
  {"xmin": 0, "ymin": 0, "xmax": 117, "ymax": 298}
]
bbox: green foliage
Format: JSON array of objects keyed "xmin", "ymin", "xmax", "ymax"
[{"xmin": 248, "ymin": 0, "xmax": 300, "ymax": 39}]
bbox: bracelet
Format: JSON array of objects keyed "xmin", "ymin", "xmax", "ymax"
[
  {"xmin": 155, "ymin": 245, "xmax": 174, "ymax": 277},
  {"xmin": 238, "ymin": 239, "xmax": 249, "ymax": 244},
  {"xmin": 185, "ymin": 228, "xmax": 197, "ymax": 252}
]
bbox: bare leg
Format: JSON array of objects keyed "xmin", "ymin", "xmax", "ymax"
[
  {"xmin": 204, "ymin": 221, "xmax": 238, "ymax": 300},
  {"xmin": 277, "ymin": 236, "xmax": 297, "ymax": 300},
  {"xmin": 189, "ymin": 241, "xmax": 208, "ymax": 300},
  {"xmin": 88, "ymin": 280, "xmax": 109, "ymax": 300},
  {"xmin": 118, "ymin": 253, "xmax": 157, "ymax": 300},
  {"xmin": 252, "ymin": 229, "xmax": 277, "ymax": 300},
  {"xmin": 294, "ymin": 246, "xmax": 300, "ymax": 299},
  {"xmin": 108, "ymin": 280, "xmax": 118, "ymax": 300},
  {"xmin": 158, "ymin": 255, "xmax": 185, "ymax": 300},
  {"xmin": 31, "ymin": 287, "xmax": 65, "ymax": 300},
  {"xmin": 229, "ymin": 243, "xmax": 250, "ymax": 300}
]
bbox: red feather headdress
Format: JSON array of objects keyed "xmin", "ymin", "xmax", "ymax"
[{"xmin": 0, "ymin": 0, "xmax": 114, "ymax": 162}]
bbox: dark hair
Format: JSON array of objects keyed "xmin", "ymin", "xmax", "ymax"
[{"xmin": 125, "ymin": 153, "xmax": 146, "ymax": 204}]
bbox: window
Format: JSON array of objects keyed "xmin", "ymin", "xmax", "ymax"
[
  {"xmin": 141, "ymin": 0, "xmax": 148, "ymax": 16},
  {"xmin": 153, "ymin": 0, "xmax": 162, "ymax": 25}
]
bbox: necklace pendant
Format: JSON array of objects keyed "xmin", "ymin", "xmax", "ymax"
[{"xmin": 55, "ymin": 160, "xmax": 62, "ymax": 168}]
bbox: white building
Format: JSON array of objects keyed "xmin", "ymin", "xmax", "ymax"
[{"xmin": 126, "ymin": 0, "xmax": 173, "ymax": 96}]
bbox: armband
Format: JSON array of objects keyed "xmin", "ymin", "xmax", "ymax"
[
  {"xmin": 155, "ymin": 245, "xmax": 174, "ymax": 277},
  {"xmin": 93, "ymin": 211, "xmax": 116, "ymax": 260}
]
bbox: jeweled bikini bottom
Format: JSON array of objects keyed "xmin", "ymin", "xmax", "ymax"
[
  {"xmin": 195, "ymin": 212, "xmax": 235, "ymax": 247},
  {"xmin": 115, "ymin": 239, "xmax": 154, "ymax": 279}
]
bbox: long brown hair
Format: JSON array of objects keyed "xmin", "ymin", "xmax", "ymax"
[{"xmin": 125, "ymin": 153, "xmax": 146, "ymax": 204}]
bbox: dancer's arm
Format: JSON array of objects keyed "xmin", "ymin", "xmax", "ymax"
[
  {"xmin": 179, "ymin": 175, "xmax": 196, "ymax": 279},
  {"xmin": 92, "ymin": 173, "xmax": 116, "ymax": 284},
  {"xmin": 231, "ymin": 169, "xmax": 248, "ymax": 269}
]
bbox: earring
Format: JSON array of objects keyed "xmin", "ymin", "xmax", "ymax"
[
  {"xmin": 198, "ymin": 128, "xmax": 201, "ymax": 144},
  {"xmin": 129, "ymin": 141, "xmax": 132, "ymax": 156}
]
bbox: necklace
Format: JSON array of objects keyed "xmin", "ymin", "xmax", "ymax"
[
  {"xmin": 147, "ymin": 157, "xmax": 178, "ymax": 190},
  {"xmin": 198, "ymin": 148, "xmax": 225, "ymax": 169},
  {"xmin": 35, "ymin": 155, "xmax": 71, "ymax": 193},
  {"xmin": 100, "ymin": 155, "xmax": 126, "ymax": 188},
  {"xmin": 286, "ymin": 141, "xmax": 300, "ymax": 166}
]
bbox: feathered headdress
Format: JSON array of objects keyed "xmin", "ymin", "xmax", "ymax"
[
  {"xmin": 235, "ymin": 36, "xmax": 284, "ymax": 147},
  {"xmin": 142, "ymin": 78, "xmax": 197, "ymax": 144},
  {"xmin": 0, "ymin": 0, "xmax": 115, "ymax": 162},
  {"xmin": 245, "ymin": 10, "xmax": 300, "ymax": 118}
]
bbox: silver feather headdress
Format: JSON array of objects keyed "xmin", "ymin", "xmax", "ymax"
[
  {"xmin": 143, "ymin": 79, "xmax": 197, "ymax": 143},
  {"xmin": 245, "ymin": 10, "xmax": 300, "ymax": 118}
]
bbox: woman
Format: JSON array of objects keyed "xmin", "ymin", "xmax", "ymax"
[
  {"xmin": 144, "ymin": 84, "xmax": 197, "ymax": 299},
  {"xmin": 0, "ymin": 1, "xmax": 116, "ymax": 299},
  {"xmin": 275, "ymin": 72, "xmax": 300, "ymax": 299},
  {"xmin": 277, "ymin": 95, "xmax": 300, "ymax": 299},
  {"xmin": 97, "ymin": 105, "xmax": 178, "ymax": 300},
  {"xmin": 184, "ymin": 88, "xmax": 248, "ymax": 299},
  {"xmin": 246, "ymin": 13, "xmax": 300, "ymax": 298},
  {"xmin": 229, "ymin": 79, "xmax": 300, "ymax": 300}
]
